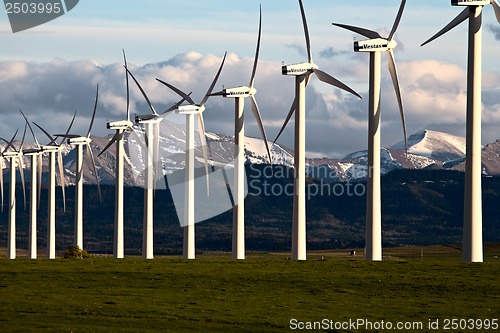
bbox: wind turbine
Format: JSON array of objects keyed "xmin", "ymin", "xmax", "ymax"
[
  {"xmin": 421, "ymin": 0, "xmax": 500, "ymax": 263},
  {"xmin": 1, "ymin": 127, "xmax": 27, "ymax": 260},
  {"xmin": 209, "ymin": 7, "xmax": 272, "ymax": 260},
  {"xmin": 156, "ymin": 52, "xmax": 227, "ymax": 260},
  {"xmin": 124, "ymin": 68, "xmax": 190, "ymax": 260},
  {"xmin": 33, "ymin": 111, "xmax": 76, "ymax": 259},
  {"xmin": 58, "ymin": 86, "xmax": 102, "ymax": 250},
  {"xmin": 98, "ymin": 50, "xmax": 133, "ymax": 259},
  {"xmin": 274, "ymin": 0, "xmax": 361, "ymax": 261},
  {"xmin": 20, "ymin": 110, "xmax": 44, "ymax": 259},
  {"xmin": 333, "ymin": 0, "xmax": 408, "ymax": 261}
]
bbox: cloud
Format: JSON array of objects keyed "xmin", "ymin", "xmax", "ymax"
[
  {"xmin": 285, "ymin": 43, "xmax": 307, "ymax": 58},
  {"xmin": 487, "ymin": 24, "xmax": 500, "ymax": 41},
  {"xmin": 1, "ymin": 53, "xmax": 500, "ymax": 158},
  {"xmin": 319, "ymin": 47, "xmax": 350, "ymax": 59}
]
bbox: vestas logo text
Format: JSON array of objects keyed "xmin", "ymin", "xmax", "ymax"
[{"xmin": 362, "ymin": 44, "xmax": 387, "ymax": 49}]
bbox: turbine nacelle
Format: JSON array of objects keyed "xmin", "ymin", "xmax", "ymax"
[
  {"xmin": 354, "ymin": 38, "xmax": 396, "ymax": 52},
  {"xmin": 176, "ymin": 104, "xmax": 204, "ymax": 115},
  {"xmin": 107, "ymin": 120, "xmax": 133, "ymax": 130},
  {"xmin": 452, "ymin": 0, "xmax": 490, "ymax": 6},
  {"xmin": 2, "ymin": 151, "xmax": 22, "ymax": 158},
  {"xmin": 23, "ymin": 148, "xmax": 44, "ymax": 155},
  {"xmin": 68, "ymin": 136, "xmax": 91, "ymax": 145},
  {"xmin": 41, "ymin": 145, "xmax": 60, "ymax": 153},
  {"xmin": 134, "ymin": 114, "xmax": 160, "ymax": 124},
  {"xmin": 219, "ymin": 86, "xmax": 257, "ymax": 98},
  {"xmin": 282, "ymin": 62, "xmax": 318, "ymax": 76}
]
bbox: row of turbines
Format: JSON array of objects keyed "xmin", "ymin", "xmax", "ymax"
[{"xmin": 2, "ymin": 0, "xmax": 499, "ymax": 263}]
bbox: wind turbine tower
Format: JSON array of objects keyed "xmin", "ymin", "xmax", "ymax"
[
  {"xmin": 125, "ymin": 67, "xmax": 191, "ymax": 260},
  {"xmin": 34, "ymin": 112, "xmax": 75, "ymax": 259},
  {"xmin": 333, "ymin": 0, "xmax": 408, "ymax": 261},
  {"xmin": 210, "ymin": 7, "xmax": 272, "ymax": 260},
  {"xmin": 1, "ymin": 128, "xmax": 26, "ymax": 260},
  {"xmin": 157, "ymin": 52, "xmax": 227, "ymax": 260},
  {"xmin": 275, "ymin": 0, "xmax": 361, "ymax": 260},
  {"xmin": 60, "ymin": 86, "xmax": 101, "ymax": 250},
  {"xmin": 99, "ymin": 50, "xmax": 133, "ymax": 259},
  {"xmin": 422, "ymin": 0, "xmax": 500, "ymax": 263},
  {"xmin": 20, "ymin": 111, "xmax": 44, "ymax": 259}
]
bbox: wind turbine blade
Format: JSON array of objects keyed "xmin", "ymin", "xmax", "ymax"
[
  {"xmin": 388, "ymin": 0, "xmax": 406, "ymax": 41},
  {"xmin": 123, "ymin": 49, "xmax": 131, "ymax": 122},
  {"xmin": 156, "ymin": 78, "xmax": 195, "ymax": 105},
  {"xmin": 20, "ymin": 110, "xmax": 41, "ymax": 148},
  {"xmin": 274, "ymin": 75, "xmax": 314, "ymax": 144},
  {"xmin": 33, "ymin": 122, "xmax": 56, "ymax": 145},
  {"xmin": 250, "ymin": 95, "xmax": 272, "ymax": 164},
  {"xmin": 388, "ymin": 49, "xmax": 407, "ymax": 151},
  {"xmin": 200, "ymin": 52, "xmax": 227, "ymax": 107},
  {"xmin": 162, "ymin": 92, "xmax": 193, "ymax": 114},
  {"xmin": 332, "ymin": 23, "xmax": 381, "ymax": 39},
  {"xmin": 208, "ymin": 90, "xmax": 225, "ymax": 97},
  {"xmin": 1, "ymin": 130, "xmax": 19, "ymax": 154},
  {"xmin": 57, "ymin": 150, "xmax": 66, "ymax": 212},
  {"xmin": 58, "ymin": 110, "xmax": 78, "ymax": 146},
  {"xmin": 421, "ymin": 8, "xmax": 469, "ymax": 47},
  {"xmin": 126, "ymin": 68, "xmax": 158, "ymax": 115},
  {"xmin": 273, "ymin": 98, "xmax": 295, "ymax": 144},
  {"xmin": 197, "ymin": 112, "xmax": 210, "ymax": 194},
  {"xmin": 492, "ymin": 0, "xmax": 500, "ymax": 24},
  {"xmin": 18, "ymin": 156, "xmax": 26, "ymax": 210},
  {"xmin": 249, "ymin": 5, "xmax": 262, "ymax": 88},
  {"xmin": 86, "ymin": 85, "xmax": 99, "ymax": 138},
  {"xmin": 86, "ymin": 145, "xmax": 102, "ymax": 203},
  {"xmin": 20, "ymin": 122, "xmax": 28, "ymax": 151},
  {"xmin": 97, "ymin": 132, "xmax": 121, "ymax": 158},
  {"xmin": 298, "ymin": 0, "xmax": 313, "ymax": 64},
  {"xmin": 314, "ymin": 69, "xmax": 362, "ymax": 99},
  {"xmin": 37, "ymin": 154, "xmax": 42, "ymax": 210}
]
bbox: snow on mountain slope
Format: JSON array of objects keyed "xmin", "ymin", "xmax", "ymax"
[
  {"xmin": 4, "ymin": 129, "xmax": 499, "ymax": 187},
  {"xmin": 392, "ymin": 129, "xmax": 466, "ymax": 162}
]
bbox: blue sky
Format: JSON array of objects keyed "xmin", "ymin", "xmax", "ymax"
[{"xmin": 1, "ymin": 0, "xmax": 500, "ymax": 157}]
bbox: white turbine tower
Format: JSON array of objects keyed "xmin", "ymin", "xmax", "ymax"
[
  {"xmin": 209, "ymin": 7, "xmax": 272, "ymax": 260},
  {"xmin": 274, "ymin": 0, "xmax": 361, "ymax": 261},
  {"xmin": 333, "ymin": 0, "xmax": 408, "ymax": 261},
  {"xmin": 98, "ymin": 50, "xmax": 133, "ymax": 259},
  {"xmin": 422, "ymin": 0, "xmax": 500, "ymax": 263},
  {"xmin": 20, "ymin": 111, "xmax": 44, "ymax": 259},
  {"xmin": 34, "ymin": 112, "xmax": 76, "ymax": 259},
  {"xmin": 59, "ymin": 86, "xmax": 102, "ymax": 250},
  {"xmin": 156, "ymin": 52, "xmax": 227, "ymax": 260},
  {"xmin": 124, "ymin": 68, "xmax": 190, "ymax": 260},
  {"xmin": 1, "ymin": 128, "xmax": 27, "ymax": 260}
]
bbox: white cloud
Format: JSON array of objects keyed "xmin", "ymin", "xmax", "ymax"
[{"xmin": 1, "ymin": 53, "xmax": 500, "ymax": 158}]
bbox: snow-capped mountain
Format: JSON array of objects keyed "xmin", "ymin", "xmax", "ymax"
[
  {"xmin": 4, "ymin": 128, "xmax": 500, "ymax": 186},
  {"xmin": 307, "ymin": 129, "xmax": 470, "ymax": 182}
]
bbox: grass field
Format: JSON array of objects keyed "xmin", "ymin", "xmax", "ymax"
[{"xmin": 0, "ymin": 245, "xmax": 499, "ymax": 332}]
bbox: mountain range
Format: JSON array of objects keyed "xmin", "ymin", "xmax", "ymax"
[{"xmin": 3, "ymin": 127, "xmax": 500, "ymax": 185}]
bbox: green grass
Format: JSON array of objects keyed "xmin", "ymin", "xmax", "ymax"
[{"xmin": 0, "ymin": 245, "xmax": 499, "ymax": 332}]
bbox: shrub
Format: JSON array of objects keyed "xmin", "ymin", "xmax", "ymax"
[{"xmin": 64, "ymin": 246, "xmax": 92, "ymax": 259}]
